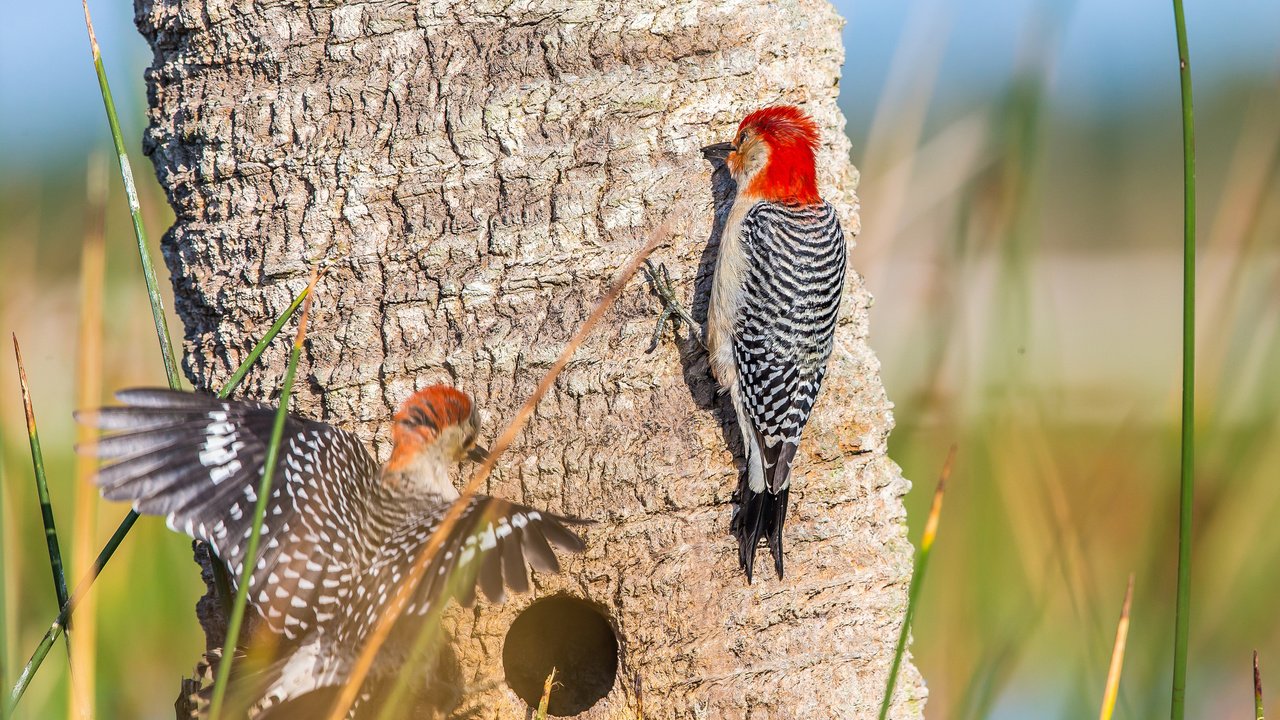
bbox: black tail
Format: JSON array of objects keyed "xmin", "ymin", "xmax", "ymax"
[{"xmin": 731, "ymin": 476, "xmax": 790, "ymax": 583}]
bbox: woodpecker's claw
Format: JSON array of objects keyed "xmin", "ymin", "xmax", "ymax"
[{"xmin": 642, "ymin": 259, "xmax": 701, "ymax": 353}]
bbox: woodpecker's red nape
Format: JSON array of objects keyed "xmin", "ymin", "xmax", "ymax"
[
  {"xmin": 394, "ymin": 385, "xmax": 473, "ymax": 432},
  {"xmin": 738, "ymin": 105, "xmax": 821, "ymax": 205},
  {"xmin": 387, "ymin": 385, "xmax": 474, "ymax": 469}
]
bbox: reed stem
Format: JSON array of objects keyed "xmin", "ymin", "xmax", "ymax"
[{"xmin": 1168, "ymin": 0, "xmax": 1197, "ymax": 716}]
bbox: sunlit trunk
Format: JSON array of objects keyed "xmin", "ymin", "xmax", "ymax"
[{"xmin": 136, "ymin": 0, "xmax": 922, "ymax": 716}]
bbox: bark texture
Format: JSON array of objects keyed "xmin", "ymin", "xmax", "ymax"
[{"xmin": 136, "ymin": 0, "xmax": 925, "ymax": 717}]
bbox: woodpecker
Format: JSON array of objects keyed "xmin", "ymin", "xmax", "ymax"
[
  {"xmin": 649, "ymin": 106, "xmax": 846, "ymax": 581},
  {"xmin": 78, "ymin": 385, "xmax": 585, "ymax": 716}
]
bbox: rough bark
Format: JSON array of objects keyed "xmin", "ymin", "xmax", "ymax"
[{"xmin": 136, "ymin": 0, "xmax": 925, "ymax": 717}]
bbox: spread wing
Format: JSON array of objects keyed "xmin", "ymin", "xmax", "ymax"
[
  {"xmin": 78, "ymin": 388, "xmax": 379, "ymax": 638},
  {"xmin": 338, "ymin": 495, "xmax": 587, "ymax": 646}
]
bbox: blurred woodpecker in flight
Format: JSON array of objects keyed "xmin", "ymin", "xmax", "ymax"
[
  {"xmin": 647, "ymin": 106, "xmax": 847, "ymax": 581},
  {"xmin": 79, "ymin": 385, "xmax": 585, "ymax": 716}
]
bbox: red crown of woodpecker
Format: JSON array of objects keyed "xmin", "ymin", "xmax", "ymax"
[
  {"xmin": 387, "ymin": 385, "xmax": 474, "ymax": 470},
  {"xmin": 738, "ymin": 105, "xmax": 821, "ymax": 205}
]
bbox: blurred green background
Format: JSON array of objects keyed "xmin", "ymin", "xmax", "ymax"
[{"xmin": 1, "ymin": 1, "xmax": 1278, "ymax": 718}]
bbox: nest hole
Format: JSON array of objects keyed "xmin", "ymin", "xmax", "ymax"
[{"xmin": 502, "ymin": 596, "xmax": 619, "ymax": 716}]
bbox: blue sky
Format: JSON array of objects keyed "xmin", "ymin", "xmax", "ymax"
[{"xmin": 1, "ymin": 0, "xmax": 1277, "ymax": 169}]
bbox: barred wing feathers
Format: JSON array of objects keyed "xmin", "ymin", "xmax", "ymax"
[
  {"xmin": 79, "ymin": 388, "xmax": 587, "ymax": 645},
  {"xmin": 80, "ymin": 389, "xmax": 379, "ymax": 638},
  {"xmin": 339, "ymin": 496, "xmax": 587, "ymax": 647}
]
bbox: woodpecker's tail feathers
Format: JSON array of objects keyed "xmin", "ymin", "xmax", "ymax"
[
  {"xmin": 766, "ymin": 439, "xmax": 800, "ymax": 493},
  {"xmin": 731, "ymin": 478, "xmax": 790, "ymax": 583},
  {"xmin": 733, "ymin": 427, "xmax": 798, "ymax": 581}
]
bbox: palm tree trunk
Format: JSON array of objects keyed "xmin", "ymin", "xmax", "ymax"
[{"xmin": 136, "ymin": 0, "xmax": 925, "ymax": 716}]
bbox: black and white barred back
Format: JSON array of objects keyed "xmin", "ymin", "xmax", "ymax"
[
  {"xmin": 731, "ymin": 200, "xmax": 846, "ymax": 580},
  {"xmin": 80, "ymin": 389, "xmax": 584, "ymax": 713}
]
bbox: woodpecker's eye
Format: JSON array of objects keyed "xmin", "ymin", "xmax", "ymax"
[{"xmin": 735, "ymin": 130, "xmax": 747, "ymax": 148}]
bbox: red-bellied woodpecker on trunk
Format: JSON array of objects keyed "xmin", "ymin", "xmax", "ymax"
[{"xmin": 648, "ymin": 106, "xmax": 847, "ymax": 582}]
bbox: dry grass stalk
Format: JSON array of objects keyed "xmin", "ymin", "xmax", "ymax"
[{"xmin": 1097, "ymin": 573, "xmax": 1133, "ymax": 720}]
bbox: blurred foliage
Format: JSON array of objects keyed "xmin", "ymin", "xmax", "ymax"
[
  {"xmin": 861, "ymin": 41, "xmax": 1280, "ymax": 720},
  {"xmin": 1, "ymin": 150, "xmax": 197, "ymax": 718}
]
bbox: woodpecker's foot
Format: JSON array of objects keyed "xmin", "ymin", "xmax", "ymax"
[{"xmin": 642, "ymin": 259, "xmax": 703, "ymax": 353}]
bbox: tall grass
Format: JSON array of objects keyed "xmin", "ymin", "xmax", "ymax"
[
  {"xmin": 862, "ymin": 7, "xmax": 1280, "ymax": 720},
  {"xmin": 879, "ymin": 446, "xmax": 954, "ymax": 720},
  {"xmin": 1098, "ymin": 574, "xmax": 1134, "ymax": 720},
  {"xmin": 1168, "ymin": 0, "xmax": 1197, "ymax": 717},
  {"xmin": 11, "ymin": 340, "xmax": 72, "ymax": 642},
  {"xmin": 1254, "ymin": 651, "xmax": 1264, "ymax": 720},
  {"xmin": 0, "ymin": 0, "xmax": 1276, "ymax": 716},
  {"xmin": 3, "ymin": 6, "xmax": 190, "ymax": 713},
  {"xmin": 5, "ymin": 282, "xmax": 316, "ymax": 712},
  {"xmin": 82, "ymin": 0, "xmax": 181, "ymax": 389},
  {"xmin": 69, "ymin": 151, "xmax": 107, "ymax": 719},
  {"xmin": 7, "ymin": 520, "xmax": 131, "ymax": 710},
  {"xmin": 9, "ymin": 10, "xmax": 199, "ymax": 708}
]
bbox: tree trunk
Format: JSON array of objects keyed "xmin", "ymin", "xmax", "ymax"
[{"xmin": 136, "ymin": 0, "xmax": 925, "ymax": 717}]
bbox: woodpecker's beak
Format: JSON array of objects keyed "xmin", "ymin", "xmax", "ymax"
[
  {"xmin": 701, "ymin": 142, "xmax": 735, "ymax": 161},
  {"xmin": 466, "ymin": 444, "xmax": 489, "ymax": 463}
]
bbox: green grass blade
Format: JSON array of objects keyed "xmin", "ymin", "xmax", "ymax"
[
  {"xmin": 70, "ymin": 6, "xmax": 184, "ymax": 675},
  {"xmin": 11, "ymin": 339, "xmax": 73, "ymax": 631},
  {"xmin": 6, "ymin": 285, "xmax": 311, "ymax": 713},
  {"xmin": 206, "ymin": 362, "xmax": 298, "ymax": 720},
  {"xmin": 207, "ymin": 283, "xmax": 313, "ymax": 617},
  {"xmin": 209, "ymin": 269, "xmax": 320, "ymax": 720},
  {"xmin": 82, "ymin": 0, "xmax": 181, "ymax": 390},
  {"xmin": 1169, "ymin": 0, "xmax": 1197, "ymax": 717},
  {"xmin": 879, "ymin": 446, "xmax": 955, "ymax": 720},
  {"xmin": 7, "ymin": 508, "xmax": 138, "ymax": 712}
]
